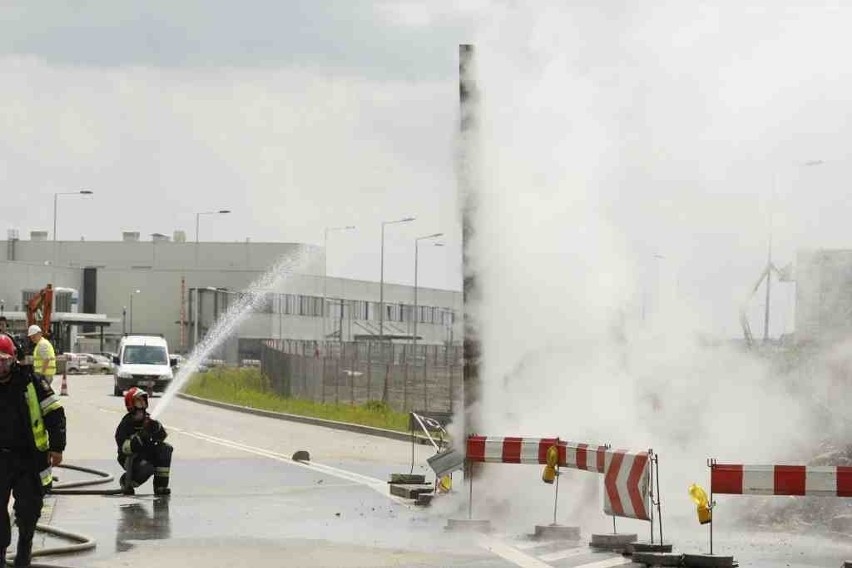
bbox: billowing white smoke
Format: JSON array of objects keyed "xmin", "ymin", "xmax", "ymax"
[{"xmin": 448, "ymin": 2, "xmax": 847, "ymax": 534}]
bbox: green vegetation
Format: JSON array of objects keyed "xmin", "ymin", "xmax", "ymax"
[{"xmin": 182, "ymin": 367, "xmax": 410, "ymax": 432}]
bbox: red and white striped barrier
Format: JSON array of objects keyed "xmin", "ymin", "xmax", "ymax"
[
  {"xmin": 712, "ymin": 463, "xmax": 852, "ymax": 497},
  {"xmin": 465, "ymin": 436, "xmax": 609, "ymax": 472},
  {"xmin": 603, "ymin": 450, "xmax": 651, "ymax": 520},
  {"xmin": 465, "ymin": 436, "xmax": 652, "ymax": 521}
]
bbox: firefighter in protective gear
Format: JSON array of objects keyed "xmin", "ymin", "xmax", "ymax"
[
  {"xmin": 114, "ymin": 388, "xmax": 172, "ymax": 496},
  {"xmin": 0, "ymin": 334, "xmax": 66, "ymax": 567}
]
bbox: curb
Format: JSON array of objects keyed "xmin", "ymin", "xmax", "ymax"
[{"xmin": 176, "ymin": 392, "xmax": 432, "ymax": 444}]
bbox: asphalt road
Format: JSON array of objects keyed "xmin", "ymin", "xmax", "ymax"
[{"xmin": 30, "ymin": 374, "xmax": 852, "ymax": 567}]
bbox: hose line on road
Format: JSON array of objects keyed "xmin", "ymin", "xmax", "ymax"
[
  {"xmin": 5, "ymin": 463, "xmax": 121, "ymax": 567},
  {"xmin": 50, "ymin": 463, "xmax": 124, "ymax": 496}
]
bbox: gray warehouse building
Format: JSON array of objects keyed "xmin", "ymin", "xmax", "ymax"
[
  {"xmin": 1, "ymin": 230, "xmax": 461, "ymax": 361},
  {"xmin": 794, "ymin": 248, "xmax": 852, "ymax": 345}
]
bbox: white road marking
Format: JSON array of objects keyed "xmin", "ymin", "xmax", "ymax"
[
  {"xmin": 478, "ymin": 536, "xmax": 554, "ymax": 568},
  {"xmin": 170, "ymin": 428, "xmax": 414, "ymax": 505},
  {"xmin": 514, "ymin": 540, "xmax": 562, "ymax": 550},
  {"xmin": 573, "ymin": 556, "xmax": 632, "ymax": 567},
  {"xmin": 176, "ymin": 429, "xmax": 561, "ymax": 568},
  {"xmin": 101, "ymin": 405, "xmax": 567, "ymax": 568},
  {"xmin": 538, "ymin": 547, "xmax": 586, "ymax": 562}
]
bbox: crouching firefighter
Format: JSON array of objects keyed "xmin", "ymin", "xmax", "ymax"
[
  {"xmin": 115, "ymin": 388, "xmax": 172, "ymax": 496},
  {"xmin": 0, "ymin": 335, "xmax": 66, "ymax": 567}
]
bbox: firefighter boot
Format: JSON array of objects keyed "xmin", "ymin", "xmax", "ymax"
[
  {"xmin": 14, "ymin": 524, "xmax": 35, "ymax": 567},
  {"xmin": 153, "ymin": 475, "xmax": 170, "ymax": 496},
  {"xmin": 119, "ymin": 473, "xmax": 135, "ymax": 496}
]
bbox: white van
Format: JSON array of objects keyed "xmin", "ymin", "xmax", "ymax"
[{"xmin": 112, "ymin": 335, "xmax": 176, "ymax": 396}]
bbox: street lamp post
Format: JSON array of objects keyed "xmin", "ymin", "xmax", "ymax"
[
  {"xmin": 322, "ymin": 225, "xmax": 355, "ymax": 341},
  {"xmin": 122, "ymin": 306, "xmax": 127, "ymax": 336},
  {"xmin": 128, "ymin": 290, "xmax": 141, "ymax": 334},
  {"xmin": 413, "ymin": 233, "xmax": 443, "ymax": 347},
  {"xmin": 195, "ymin": 209, "xmax": 231, "ymax": 265},
  {"xmin": 379, "ymin": 217, "xmax": 415, "ymax": 342},
  {"xmin": 53, "ymin": 190, "xmax": 93, "ymax": 280}
]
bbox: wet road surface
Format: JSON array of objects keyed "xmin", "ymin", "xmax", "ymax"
[{"xmin": 34, "ymin": 374, "xmax": 852, "ymax": 567}]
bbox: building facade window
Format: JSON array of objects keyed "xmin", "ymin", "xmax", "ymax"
[{"xmin": 266, "ymin": 292, "xmax": 454, "ymax": 325}]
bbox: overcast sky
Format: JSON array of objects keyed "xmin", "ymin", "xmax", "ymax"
[{"xmin": 3, "ymin": 1, "xmax": 852, "ymax": 338}]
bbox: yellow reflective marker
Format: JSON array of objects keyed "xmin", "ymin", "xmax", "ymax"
[
  {"xmin": 689, "ymin": 483, "xmax": 712, "ymax": 524},
  {"xmin": 542, "ymin": 445, "xmax": 558, "ymax": 484},
  {"xmin": 546, "ymin": 445, "xmax": 559, "ymax": 468}
]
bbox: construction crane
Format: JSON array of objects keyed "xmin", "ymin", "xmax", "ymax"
[{"xmin": 26, "ymin": 284, "xmax": 54, "ymax": 339}]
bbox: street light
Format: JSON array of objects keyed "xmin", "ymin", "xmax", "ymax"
[
  {"xmin": 413, "ymin": 233, "xmax": 444, "ymax": 347},
  {"xmin": 195, "ymin": 209, "xmax": 231, "ymax": 266},
  {"xmin": 322, "ymin": 225, "xmax": 356, "ymax": 341},
  {"xmin": 122, "ymin": 306, "xmax": 127, "ymax": 335},
  {"xmin": 53, "ymin": 189, "xmax": 93, "ymax": 279},
  {"xmin": 379, "ymin": 217, "xmax": 416, "ymax": 341},
  {"xmin": 128, "ymin": 290, "xmax": 141, "ymax": 334}
]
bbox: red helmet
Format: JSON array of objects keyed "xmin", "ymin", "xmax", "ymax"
[
  {"xmin": 123, "ymin": 387, "xmax": 149, "ymax": 412},
  {"xmin": 0, "ymin": 335, "xmax": 15, "ymax": 358},
  {"xmin": 0, "ymin": 335, "xmax": 16, "ymax": 377}
]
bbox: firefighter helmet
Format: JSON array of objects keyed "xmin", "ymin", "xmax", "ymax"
[
  {"xmin": 0, "ymin": 335, "xmax": 15, "ymax": 358},
  {"xmin": 124, "ymin": 386, "xmax": 149, "ymax": 412},
  {"xmin": 0, "ymin": 335, "xmax": 16, "ymax": 377}
]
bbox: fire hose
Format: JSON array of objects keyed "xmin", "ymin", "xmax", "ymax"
[{"xmin": 5, "ymin": 463, "xmax": 122, "ymax": 567}]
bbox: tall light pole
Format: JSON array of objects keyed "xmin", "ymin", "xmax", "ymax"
[
  {"xmin": 322, "ymin": 225, "xmax": 355, "ymax": 341},
  {"xmin": 122, "ymin": 306, "xmax": 127, "ymax": 336},
  {"xmin": 53, "ymin": 189, "xmax": 93, "ymax": 281},
  {"xmin": 413, "ymin": 233, "xmax": 443, "ymax": 347},
  {"xmin": 379, "ymin": 217, "xmax": 415, "ymax": 341},
  {"xmin": 195, "ymin": 209, "xmax": 231, "ymax": 266},
  {"xmin": 128, "ymin": 289, "xmax": 140, "ymax": 334}
]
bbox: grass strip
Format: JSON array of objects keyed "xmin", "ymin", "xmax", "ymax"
[{"xmin": 182, "ymin": 367, "xmax": 410, "ymax": 432}]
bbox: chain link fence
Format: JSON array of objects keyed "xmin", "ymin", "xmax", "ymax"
[{"xmin": 260, "ymin": 339, "xmax": 462, "ymax": 413}]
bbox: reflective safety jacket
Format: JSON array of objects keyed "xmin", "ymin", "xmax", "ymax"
[
  {"xmin": 33, "ymin": 337, "xmax": 56, "ymax": 377},
  {"xmin": 3, "ymin": 366, "xmax": 66, "ymax": 488}
]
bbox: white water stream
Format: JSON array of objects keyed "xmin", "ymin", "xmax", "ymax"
[{"xmin": 151, "ymin": 247, "xmax": 314, "ymax": 419}]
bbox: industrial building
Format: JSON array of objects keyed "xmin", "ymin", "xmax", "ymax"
[
  {"xmin": 794, "ymin": 248, "xmax": 852, "ymax": 345},
  {"xmin": 1, "ymin": 230, "xmax": 462, "ymax": 361}
]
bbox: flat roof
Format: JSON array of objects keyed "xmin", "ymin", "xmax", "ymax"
[{"xmin": 0, "ymin": 311, "xmax": 120, "ymax": 325}]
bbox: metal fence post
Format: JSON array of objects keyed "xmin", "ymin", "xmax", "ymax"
[
  {"xmin": 403, "ymin": 361, "xmax": 409, "ymax": 412},
  {"xmin": 335, "ymin": 357, "xmax": 340, "ymax": 405},
  {"xmin": 423, "ymin": 346, "xmax": 428, "ymax": 412},
  {"xmin": 321, "ymin": 355, "xmax": 326, "ymax": 403},
  {"xmin": 367, "ymin": 342, "xmax": 373, "ymax": 401}
]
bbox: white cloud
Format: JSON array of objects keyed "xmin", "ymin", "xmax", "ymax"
[{"xmin": 0, "ymin": 56, "xmax": 461, "ymax": 289}]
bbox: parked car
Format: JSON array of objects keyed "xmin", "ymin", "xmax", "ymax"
[
  {"xmin": 81, "ymin": 353, "xmax": 113, "ymax": 374},
  {"xmin": 64, "ymin": 353, "xmax": 91, "ymax": 375}
]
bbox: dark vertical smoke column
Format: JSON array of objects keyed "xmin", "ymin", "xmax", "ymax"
[{"xmin": 459, "ymin": 44, "xmax": 481, "ymax": 437}]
